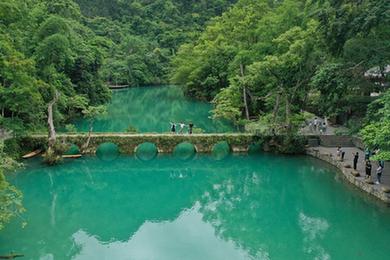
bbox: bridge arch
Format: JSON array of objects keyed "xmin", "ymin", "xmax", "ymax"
[
  {"xmin": 64, "ymin": 144, "xmax": 81, "ymax": 155},
  {"xmin": 173, "ymin": 142, "xmax": 197, "ymax": 161},
  {"xmin": 212, "ymin": 141, "xmax": 231, "ymax": 160},
  {"xmin": 96, "ymin": 142, "xmax": 120, "ymax": 161},
  {"xmin": 135, "ymin": 142, "xmax": 158, "ymax": 161},
  {"xmin": 248, "ymin": 142, "xmax": 262, "ymax": 154}
]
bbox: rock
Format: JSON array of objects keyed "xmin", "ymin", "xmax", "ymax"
[
  {"xmin": 263, "ymin": 143, "xmax": 270, "ymax": 152},
  {"xmin": 382, "ymin": 186, "xmax": 390, "ymax": 193},
  {"xmin": 344, "ymin": 164, "xmax": 352, "ymax": 168},
  {"xmin": 351, "ymin": 170, "xmax": 360, "ymax": 177},
  {"xmin": 365, "ymin": 178, "xmax": 374, "ymax": 185}
]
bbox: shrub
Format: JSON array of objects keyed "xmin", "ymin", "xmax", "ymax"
[
  {"xmin": 192, "ymin": 127, "xmax": 204, "ymax": 134},
  {"xmin": 65, "ymin": 124, "xmax": 77, "ymax": 133},
  {"xmin": 126, "ymin": 125, "xmax": 138, "ymax": 133},
  {"xmin": 43, "ymin": 142, "xmax": 70, "ymax": 165}
]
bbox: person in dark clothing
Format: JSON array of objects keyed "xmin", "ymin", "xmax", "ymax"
[
  {"xmin": 341, "ymin": 151, "xmax": 345, "ymax": 162},
  {"xmin": 188, "ymin": 122, "xmax": 194, "ymax": 135},
  {"xmin": 365, "ymin": 160, "xmax": 372, "ymax": 179},
  {"xmin": 353, "ymin": 152, "xmax": 359, "ymax": 170},
  {"xmin": 170, "ymin": 122, "xmax": 176, "ymax": 134}
]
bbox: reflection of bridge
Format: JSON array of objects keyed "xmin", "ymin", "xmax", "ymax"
[{"xmin": 30, "ymin": 133, "xmax": 263, "ymax": 154}]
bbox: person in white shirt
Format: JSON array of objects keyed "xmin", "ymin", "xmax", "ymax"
[{"xmin": 179, "ymin": 122, "xmax": 185, "ymax": 134}]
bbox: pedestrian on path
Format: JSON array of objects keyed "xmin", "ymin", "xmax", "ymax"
[
  {"xmin": 321, "ymin": 122, "xmax": 327, "ymax": 134},
  {"xmin": 353, "ymin": 152, "xmax": 359, "ymax": 170},
  {"xmin": 313, "ymin": 118, "xmax": 318, "ymax": 132},
  {"xmin": 337, "ymin": 147, "xmax": 341, "ymax": 158},
  {"xmin": 365, "ymin": 160, "xmax": 372, "ymax": 179},
  {"xmin": 308, "ymin": 122, "xmax": 313, "ymax": 133},
  {"xmin": 376, "ymin": 164, "xmax": 384, "ymax": 184}
]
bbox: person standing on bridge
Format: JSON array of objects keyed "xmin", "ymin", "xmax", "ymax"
[
  {"xmin": 188, "ymin": 122, "xmax": 194, "ymax": 135},
  {"xmin": 179, "ymin": 122, "xmax": 185, "ymax": 134},
  {"xmin": 170, "ymin": 122, "xmax": 176, "ymax": 134}
]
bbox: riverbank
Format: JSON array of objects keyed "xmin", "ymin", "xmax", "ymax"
[{"xmin": 307, "ymin": 147, "xmax": 390, "ymax": 204}]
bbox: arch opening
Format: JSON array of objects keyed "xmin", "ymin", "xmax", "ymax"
[
  {"xmin": 173, "ymin": 142, "xmax": 196, "ymax": 161},
  {"xmin": 135, "ymin": 142, "xmax": 158, "ymax": 161},
  {"xmin": 64, "ymin": 144, "xmax": 81, "ymax": 155},
  {"xmin": 96, "ymin": 142, "xmax": 120, "ymax": 161},
  {"xmin": 248, "ymin": 142, "xmax": 263, "ymax": 154},
  {"xmin": 212, "ymin": 141, "xmax": 230, "ymax": 160}
]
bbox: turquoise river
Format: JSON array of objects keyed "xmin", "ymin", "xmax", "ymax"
[
  {"xmin": 73, "ymin": 86, "xmax": 234, "ymax": 133},
  {"xmin": 1, "ymin": 86, "xmax": 390, "ymax": 259}
]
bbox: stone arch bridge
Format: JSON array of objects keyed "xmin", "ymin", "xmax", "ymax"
[
  {"xmin": 25, "ymin": 133, "xmax": 356, "ymax": 155},
  {"xmin": 29, "ymin": 133, "xmax": 264, "ymax": 154}
]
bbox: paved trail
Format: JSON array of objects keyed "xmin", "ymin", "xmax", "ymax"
[{"xmin": 315, "ymin": 146, "xmax": 390, "ymax": 187}]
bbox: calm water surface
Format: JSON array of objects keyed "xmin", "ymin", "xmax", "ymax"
[
  {"xmin": 74, "ymin": 86, "xmax": 234, "ymax": 133},
  {"xmin": 1, "ymin": 154, "xmax": 390, "ymax": 259}
]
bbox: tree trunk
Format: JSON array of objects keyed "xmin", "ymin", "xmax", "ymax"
[
  {"xmin": 285, "ymin": 93, "xmax": 291, "ymax": 129},
  {"xmin": 47, "ymin": 91, "xmax": 59, "ymax": 150},
  {"xmin": 273, "ymin": 92, "xmax": 281, "ymax": 122},
  {"xmin": 82, "ymin": 122, "xmax": 93, "ymax": 153},
  {"xmin": 240, "ymin": 63, "xmax": 250, "ymax": 120}
]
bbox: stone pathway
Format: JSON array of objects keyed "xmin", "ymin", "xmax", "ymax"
[
  {"xmin": 307, "ymin": 146, "xmax": 390, "ymax": 203},
  {"xmin": 300, "ymin": 117, "xmax": 349, "ymax": 136}
]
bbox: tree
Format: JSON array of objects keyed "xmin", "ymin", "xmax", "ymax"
[
  {"xmin": 212, "ymin": 82, "xmax": 242, "ymax": 125},
  {"xmin": 246, "ymin": 20, "xmax": 323, "ymax": 129},
  {"xmin": 81, "ymin": 105, "xmax": 107, "ymax": 152},
  {"xmin": 361, "ymin": 90, "xmax": 390, "ymax": 160}
]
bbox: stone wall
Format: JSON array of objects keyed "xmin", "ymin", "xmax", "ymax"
[{"xmin": 318, "ymin": 135, "xmax": 354, "ymax": 147}]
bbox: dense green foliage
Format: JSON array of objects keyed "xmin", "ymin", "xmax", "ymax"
[
  {"xmin": 0, "ymin": 0, "xmax": 236, "ymax": 133},
  {"xmin": 0, "ymin": 0, "xmax": 111, "ymax": 133},
  {"xmin": 171, "ymin": 0, "xmax": 390, "ymax": 132},
  {"xmin": 361, "ymin": 90, "xmax": 390, "ymax": 160},
  {"xmin": 76, "ymin": 0, "xmax": 236, "ymax": 86}
]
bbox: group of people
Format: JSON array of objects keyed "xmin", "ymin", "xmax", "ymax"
[
  {"xmin": 308, "ymin": 117, "xmax": 327, "ymax": 134},
  {"xmin": 338, "ymin": 146, "xmax": 385, "ymax": 185},
  {"xmin": 362, "ymin": 148, "xmax": 385, "ymax": 184},
  {"xmin": 170, "ymin": 122, "xmax": 194, "ymax": 135}
]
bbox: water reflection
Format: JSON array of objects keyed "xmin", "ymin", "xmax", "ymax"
[
  {"xmin": 74, "ymin": 86, "xmax": 234, "ymax": 133},
  {"xmin": 2, "ymin": 155, "xmax": 390, "ymax": 259},
  {"xmin": 71, "ymin": 204, "xmax": 253, "ymax": 260}
]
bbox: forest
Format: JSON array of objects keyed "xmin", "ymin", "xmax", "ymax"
[
  {"xmin": 171, "ymin": 0, "xmax": 390, "ymax": 159},
  {"xmin": 1, "ymin": 0, "xmax": 390, "ymax": 229},
  {"xmin": 0, "ymin": 0, "xmax": 235, "ymax": 134}
]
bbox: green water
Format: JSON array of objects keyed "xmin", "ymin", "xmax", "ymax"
[
  {"xmin": 74, "ymin": 86, "xmax": 234, "ymax": 133},
  {"xmin": 2, "ymin": 154, "xmax": 390, "ymax": 259}
]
